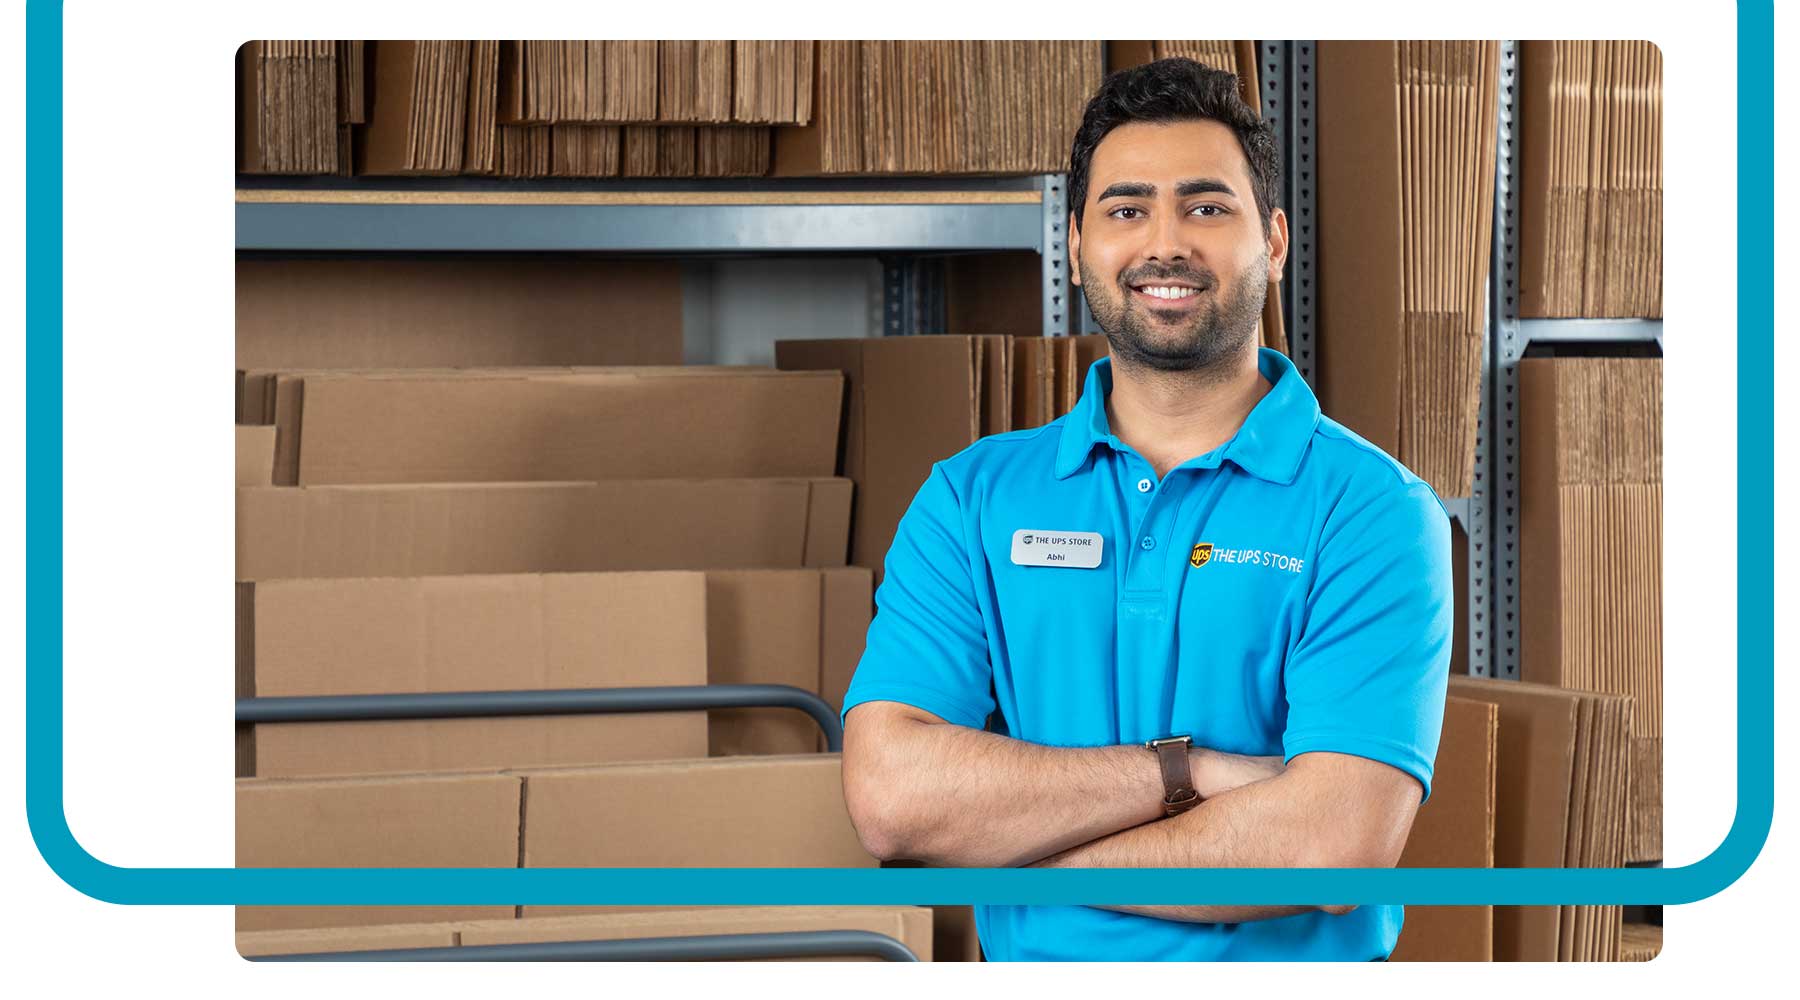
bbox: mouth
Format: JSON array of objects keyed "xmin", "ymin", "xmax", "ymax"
[{"xmin": 1128, "ymin": 281, "xmax": 1208, "ymax": 310}]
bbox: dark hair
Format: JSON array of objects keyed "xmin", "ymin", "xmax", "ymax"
[{"xmin": 1068, "ymin": 57, "xmax": 1281, "ymax": 237}]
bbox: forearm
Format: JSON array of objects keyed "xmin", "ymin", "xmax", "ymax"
[
  {"xmin": 1031, "ymin": 762, "xmax": 1385, "ymax": 923},
  {"xmin": 844, "ymin": 709, "xmax": 1281, "ymax": 868}
]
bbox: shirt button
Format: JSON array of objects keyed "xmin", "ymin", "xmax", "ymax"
[
  {"xmin": 1140, "ymin": 536, "xmax": 1156, "ymax": 551},
  {"xmin": 1136, "ymin": 478, "xmax": 1153, "ymax": 493}
]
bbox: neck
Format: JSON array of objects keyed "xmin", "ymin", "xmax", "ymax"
[{"xmin": 1105, "ymin": 346, "xmax": 1271, "ymax": 478}]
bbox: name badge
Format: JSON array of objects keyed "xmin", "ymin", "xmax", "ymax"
[{"xmin": 1010, "ymin": 529, "xmax": 1104, "ymax": 569}]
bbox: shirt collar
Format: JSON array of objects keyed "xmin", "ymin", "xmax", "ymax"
[{"xmin": 1052, "ymin": 346, "xmax": 1321, "ymax": 485}]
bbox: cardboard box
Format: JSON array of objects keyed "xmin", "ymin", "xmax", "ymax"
[
  {"xmin": 1449, "ymin": 677, "xmax": 1631, "ymax": 961},
  {"xmin": 1391, "ymin": 696, "xmax": 1498, "ymax": 962},
  {"xmin": 706, "ymin": 569, "xmax": 872, "ymax": 756},
  {"xmin": 236, "ymin": 772, "xmax": 521, "ymax": 931},
  {"xmin": 236, "ymin": 478, "xmax": 851, "ymax": 580},
  {"xmin": 519, "ymin": 755, "xmax": 874, "ymax": 916},
  {"xmin": 775, "ymin": 336, "xmax": 1008, "ymax": 577},
  {"xmin": 1317, "ymin": 42, "xmax": 1498, "ymax": 499},
  {"xmin": 1518, "ymin": 358, "xmax": 1662, "ymax": 739},
  {"xmin": 236, "ymin": 258, "xmax": 685, "ymax": 370},
  {"xmin": 236, "ymin": 924, "xmax": 458, "ymax": 958},
  {"xmin": 237, "ymin": 573, "xmax": 711, "ymax": 777},
  {"xmin": 235, "ymin": 425, "xmax": 276, "ymax": 487},
  {"xmin": 261, "ymin": 368, "xmax": 842, "ymax": 486},
  {"xmin": 459, "ymin": 906, "xmax": 933, "ymax": 961}
]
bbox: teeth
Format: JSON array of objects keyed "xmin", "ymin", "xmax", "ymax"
[{"xmin": 1139, "ymin": 285, "xmax": 1198, "ymax": 300}]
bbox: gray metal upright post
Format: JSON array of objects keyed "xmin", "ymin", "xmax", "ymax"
[
  {"xmin": 1042, "ymin": 174, "xmax": 1070, "ymax": 337},
  {"xmin": 1489, "ymin": 40, "xmax": 1523, "ymax": 680}
]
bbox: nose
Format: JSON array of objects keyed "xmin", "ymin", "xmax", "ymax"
[{"xmin": 1142, "ymin": 206, "xmax": 1194, "ymax": 265}]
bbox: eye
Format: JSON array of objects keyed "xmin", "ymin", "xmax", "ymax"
[
  {"xmin": 1108, "ymin": 206, "xmax": 1145, "ymax": 220},
  {"xmin": 1189, "ymin": 204, "xmax": 1227, "ymax": 217}
]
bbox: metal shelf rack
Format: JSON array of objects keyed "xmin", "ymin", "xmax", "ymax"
[
  {"xmin": 236, "ymin": 174, "xmax": 1073, "ymax": 340},
  {"xmin": 1481, "ymin": 39, "xmax": 1665, "ymax": 680}
]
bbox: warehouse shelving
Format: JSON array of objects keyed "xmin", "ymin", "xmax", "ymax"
[
  {"xmin": 1480, "ymin": 40, "xmax": 1666, "ymax": 681},
  {"xmin": 236, "ymin": 174, "xmax": 1073, "ymax": 338}
]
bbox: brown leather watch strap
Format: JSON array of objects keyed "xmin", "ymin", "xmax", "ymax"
[{"xmin": 1148, "ymin": 735, "xmax": 1201, "ymax": 816}]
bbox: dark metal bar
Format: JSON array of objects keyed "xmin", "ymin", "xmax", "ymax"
[
  {"xmin": 237, "ymin": 683, "xmax": 842, "ymax": 753},
  {"xmin": 252, "ymin": 930, "xmax": 919, "ymax": 963}
]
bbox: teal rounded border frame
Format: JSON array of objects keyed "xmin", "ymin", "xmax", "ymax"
[{"xmin": 24, "ymin": 4, "xmax": 1773, "ymax": 907}]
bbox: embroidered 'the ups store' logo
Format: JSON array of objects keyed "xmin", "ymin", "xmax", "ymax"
[{"xmin": 1189, "ymin": 542, "xmax": 1213, "ymax": 568}]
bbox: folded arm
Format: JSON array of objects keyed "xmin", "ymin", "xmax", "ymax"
[
  {"xmin": 841, "ymin": 700, "xmax": 1285, "ymax": 869},
  {"xmin": 1030, "ymin": 750, "xmax": 1423, "ymax": 923}
]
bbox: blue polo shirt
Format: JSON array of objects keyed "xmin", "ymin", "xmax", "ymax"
[{"xmin": 841, "ymin": 347, "xmax": 1453, "ymax": 962}]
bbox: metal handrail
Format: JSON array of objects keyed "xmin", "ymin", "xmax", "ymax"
[
  {"xmin": 236, "ymin": 683, "xmax": 842, "ymax": 752},
  {"xmin": 250, "ymin": 929, "xmax": 918, "ymax": 962}
]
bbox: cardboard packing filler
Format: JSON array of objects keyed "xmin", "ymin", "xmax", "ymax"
[
  {"xmin": 1518, "ymin": 357, "xmax": 1662, "ymax": 864},
  {"xmin": 1316, "ymin": 41, "xmax": 1498, "ymax": 501}
]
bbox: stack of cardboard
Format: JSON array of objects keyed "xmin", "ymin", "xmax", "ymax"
[
  {"xmin": 552, "ymin": 124, "xmax": 624, "ymax": 176},
  {"xmin": 237, "ymin": 756, "xmax": 879, "ymax": 935},
  {"xmin": 462, "ymin": 40, "xmax": 501, "ymax": 174},
  {"xmin": 240, "ymin": 906, "xmax": 935, "ymax": 960},
  {"xmin": 777, "ymin": 337, "xmax": 1009, "ymax": 578},
  {"xmin": 239, "ymin": 368, "xmax": 840, "ymax": 485},
  {"xmin": 1518, "ymin": 357, "xmax": 1662, "ymax": 863},
  {"xmin": 1519, "ymin": 42, "xmax": 1663, "ymax": 318},
  {"xmin": 235, "ymin": 257, "xmax": 686, "ymax": 370},
  {"xmin": 659, "ymin": 40, "xmax": 734, "ymax": 123},
  {"xmin": 1317, "ymin": 41, "xmax": 1498, "ymax": 500},
  {"xmin": 501, "ymin": 41, "xmax": 659, "ymax": 124},
  {"xmin": 238, "ymin": 41, "xmax": 340, "ymax": 174},
  {"xmin": 357, "ymin": 40, "xmax": 472, "ymax": 176},
  {"xmin": 1104, "ymin": 41, "xmax": 1261, "ymax": 106},
  {"xmin": 1450, "ymin": 677, "xmax": 1633, "ymax": 962},
  {"xmin": 618, "ymin": 125, "xmax": 771, "ymax": 177},
  {"xmin": 1009, "ymin": 334, "xmax": 1110, "ymax": 430},
  {"xmin": 497, "ymin": 124, "xmax": 553, "ymax": 178},
  {"xmin": 733, "ymin": 41, "xmax": 813, "ymax": 124},
  {"xmin": 1391, "ymin": 697, "xmax": 1499, "ymax": 962},
  {"xmin": 773, "ymin": 41, "xmax": 1102, "ymax": 175},
  {"xmin": 1620, "ymin": 923, "xmax": 1662, "ymax": 962}
]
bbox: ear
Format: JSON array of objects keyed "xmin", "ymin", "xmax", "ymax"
[
  {"xmin": 1265, "ymin": 207, "xmax": 1291, "ymax": 284},
  {"xmin": 1067, "ymin": 210, "xmax": 1083, "ymax": 287}
]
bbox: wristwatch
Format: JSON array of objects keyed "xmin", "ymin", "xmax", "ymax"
[{"xmin": 1146, "ymin": 734, "xmax": 1201, "ymax": 816}]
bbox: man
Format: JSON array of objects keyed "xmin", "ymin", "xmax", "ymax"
[{"xmin": 839, "ymin": 58, "xmax": 1453, "ymax": 961}]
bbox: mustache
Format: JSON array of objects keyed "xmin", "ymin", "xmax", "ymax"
[{"xmin": 1119, "ymin": 267, "xmax": 1217, "ymax": 289}]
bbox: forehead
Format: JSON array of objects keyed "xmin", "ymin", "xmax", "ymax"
[{"xmin": 1087, "ymin": 120, "xmax": 1254, "ymax": 197}]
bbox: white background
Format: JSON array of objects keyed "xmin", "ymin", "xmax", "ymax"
[{"xmin": 2, "ymin": 0, "xmax": 1794, "ymax": 992}]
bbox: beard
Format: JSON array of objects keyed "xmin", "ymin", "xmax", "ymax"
[{"xmin": 1080, "ymin": 248, "xmax": 1269, "ymax": 375}]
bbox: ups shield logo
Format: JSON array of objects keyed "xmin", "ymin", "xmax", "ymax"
[{"xmin": 1190, "ymin": 542, "xmax": 1213, "ymax": 568}]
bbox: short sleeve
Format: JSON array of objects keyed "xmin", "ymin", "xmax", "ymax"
[
  {"xmin": 840, "ymin": 464, "xmax": 997, "ymax": 731},
  {"xmin": 1281, "ymin": 481, "xmax": 1454, "ymax": 802}
]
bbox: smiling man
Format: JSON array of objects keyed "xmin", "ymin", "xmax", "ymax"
[{"xmin": 838, "ymin": 58, "xmax": 1453, "ymax": 962}]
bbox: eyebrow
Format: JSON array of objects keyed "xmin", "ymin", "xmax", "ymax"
[{"xmin": 1095, "ymin": 178, "xmax": 1240, "ymax": 201}]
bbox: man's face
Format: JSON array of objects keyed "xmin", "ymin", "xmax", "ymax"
[{"xmin": 1070, "ymin": 120, "xmax": 1288, "ymax": 374}]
